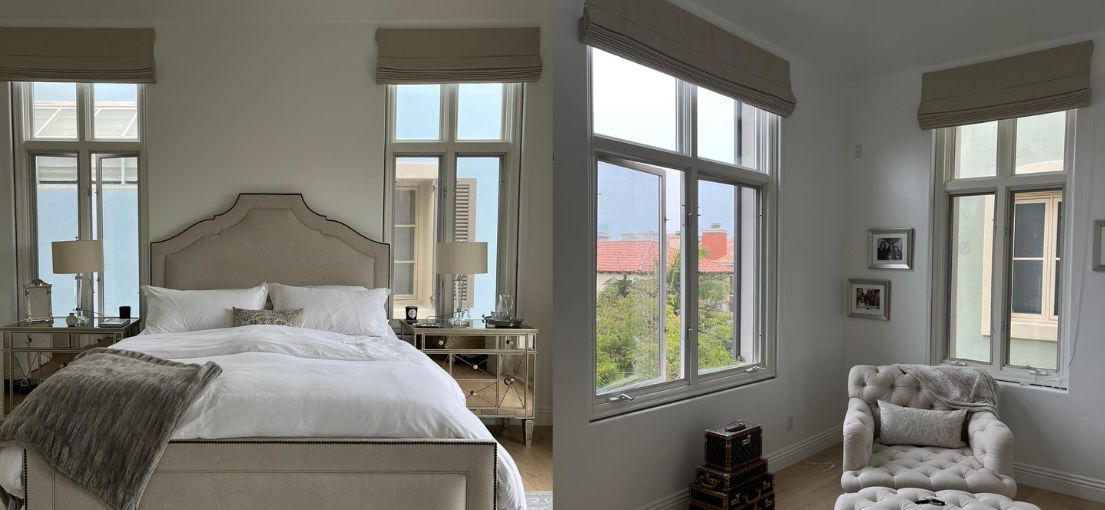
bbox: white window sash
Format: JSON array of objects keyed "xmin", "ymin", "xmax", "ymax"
[
  {"xmin": 929, "ymin": 111, "xmax": 1075, "ymax": 387},
  {"xmin": 588, "ymin": 46, "xmax": 779, "ymax": 420}
]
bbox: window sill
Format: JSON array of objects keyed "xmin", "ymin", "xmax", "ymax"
[{"xmin": 590, "ymin": 366, "xmax": 775, "ymax": 422}]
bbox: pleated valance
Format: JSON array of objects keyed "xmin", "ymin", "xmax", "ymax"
[
  {"xmin": 376, "ymin": 27, "xmax": 542, "ymax": 83},
  {"xmin": 580, "ymin": 0, "xmax": 796, "ymax": 117},
  {"xmin": 0, "ymin": 27, "xmax": 156, "ymax": 83},
  {"xmin": 917, "ymin": 41, "xmax": 1093, "ymax": 130}
]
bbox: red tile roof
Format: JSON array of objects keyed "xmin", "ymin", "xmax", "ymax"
[{"xmin": 596, "ymin": 240, "xmax": 732, "ymax": 274}]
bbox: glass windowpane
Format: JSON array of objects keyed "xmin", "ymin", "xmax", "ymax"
[
  {"xmin": 1012, "ymin": 203, "xmax": 1045, "ymax": 258},
  {"xmin": 595, "ymin": 160, "xmax": 684, "ymax": 394},
  {"xmin": 394, "ymin": 85, "xmax": 441, "ymax": 140},
  {"xmin": 1015, "ymin": 112, "xmax": 1065, "ymax": 174},
  {"xmin": 94, "ymin": 156, "xmax": 140, "ymax": 317},
  {"xmin": 395, "ymin": 189, "xmax": 416, "ymax": 225},
  {"xmin": 955, "ymin": 121, "xmax": 998, "ymax": 178},
  {"xmin": 456, "ymin": 157, "xmax": 502, "ymax": 317},
  {"xmin": 34, "ymin": 155, "xmax": 80, "ymax": 317},
  {"xmin": 1011, "ymin": 261, "xmax": 1042, "ymax": 314},
  {"xmin": 948, "ymin": 194, "xmax": 994, "ymax": 362},
  {"xmin": 92, "ymin": 84, "xmax": 138, "ymax": 140},
  {"xmin": 393, "ymin": 157, "xmax": 439, "ymax": 317},
  {"xmin": 697, "ymin": 180, "xmax": 757, "ymax": 374},
  {"xmin": 394, "ymin": 226, "xmax": 415, "ymax": 261},
  {"xmin": 457, "ymin": 83, "xmax": 504, "ymax": 140},
  {"xmin": 394, "ymin": 263, "xmax": 414, "ymax": 296},
  {"xmin": 591, "ymin": 49, "xmax": 678, "ymax": 151},
  {"xmin": 696, "ymin": 88, "xmax": 761, "ymax": 170},
  {"xmin": 31, "ymin": 82, "xmax": 78, "ymax": 139}
]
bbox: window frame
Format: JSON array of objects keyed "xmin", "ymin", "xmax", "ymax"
[
  {"xmin": 384, "ymin": 83, "xmax": 524, "ymax": 319},
  {"xmin": 10, "ymin": 82, "xmax": 148, "ymax": 318},
  {"xmin": 930, "ymin": 111, "xmax": 1075, "ymax": 386},
  {"xmin": 587, "ymin": 48, "xmax": 780, "ymax": 420}
]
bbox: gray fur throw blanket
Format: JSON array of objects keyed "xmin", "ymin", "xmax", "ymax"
[
  {"xmin": 899, "ymin": 364, "xmax": 1000, "ymax": 417},
  {"xmin": 0, "ymin": 348, "xmax": 221, "ymax": 510}
]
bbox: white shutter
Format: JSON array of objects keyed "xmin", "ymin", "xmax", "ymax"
[{"xmin": 454, "ymin": 179, "xmax": 478, "ymax": 309}]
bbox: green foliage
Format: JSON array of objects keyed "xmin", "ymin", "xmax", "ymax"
[{"xmin": 596, "ymin": 249, "xmax": 740, "ymax": 393}]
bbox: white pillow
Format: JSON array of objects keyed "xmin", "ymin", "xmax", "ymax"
[
  {"xmin": 266, "ymin": 283, "xmax": 391, "ymax": 337},
  {"xmin": 143, "ymin": 285, "xmax": 268, "ymax": 335},
  {"xmin": 878, "ymin": 400, "xmax": 967, "ymax": 448}
]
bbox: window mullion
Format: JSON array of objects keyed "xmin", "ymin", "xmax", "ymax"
[{"xmin": 685, "ymin": 166, "xmax": 699, "ymax": 385}]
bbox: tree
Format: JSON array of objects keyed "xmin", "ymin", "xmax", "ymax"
[{"xmin": 596, "ymin": 244, "xmax": 740, "ymax": 392}]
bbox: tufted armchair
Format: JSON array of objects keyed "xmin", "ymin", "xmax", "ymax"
[{"xmin": 841, "ymin": 365, "xmax": 1016, "ymax": 497}]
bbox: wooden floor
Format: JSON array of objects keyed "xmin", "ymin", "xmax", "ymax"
[
  {"xmin": 776, "ymin": 444, "xmax": 1105, "ymax": 509},
  {"xmin": 491, "ymin": 424, "xmax": 553, "ymax": 491}
]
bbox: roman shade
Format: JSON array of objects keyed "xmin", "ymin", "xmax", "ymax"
[
  {"xmin": 0, "ymin": 27, "xmax": 156, "ymax": 83},
  {"xmin": 917, "ymin": 41, "xmax": 1093, "ymax": 130},
  {"xmin": 376, "ymin": 27, "xmax": 542, "ymax": 83},
  {"xmin": 580, "ymin": 0, "xmax": 797, "ymax": 117}
]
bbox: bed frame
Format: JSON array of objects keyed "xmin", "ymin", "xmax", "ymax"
[{"xmin": 24, "ymin": 194, "xmax": 498, "ymax": 509}]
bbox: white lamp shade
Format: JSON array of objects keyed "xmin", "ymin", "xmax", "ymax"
[
  {"xmin": 436, "ymin": 242, "xmax": 487, "ymax": 274},
  {"xmin": 51, "ymin": 240, "xmax": 104, "ymax": 274}
]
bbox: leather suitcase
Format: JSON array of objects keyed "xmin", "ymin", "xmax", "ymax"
[
  {"xmin": 695, "ymin": 459, "xmax": 769, "ymax": 492},
  {"xmin": 704, "ymin": 421, "xmax": 762, "ymax": 470}
]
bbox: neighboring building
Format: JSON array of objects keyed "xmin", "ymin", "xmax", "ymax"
[{"xmin": 596, "ymin": 228, "xmax": 734, "ymax": 299}]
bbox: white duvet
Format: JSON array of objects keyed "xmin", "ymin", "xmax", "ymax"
[{"xmin": 0, "ymin": 325, "xmax": 526, "ymax": 510}]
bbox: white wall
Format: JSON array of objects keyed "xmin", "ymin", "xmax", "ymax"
[
  {"xmin": 0, "ymin": 86, "xmax": 15, "ymax": 326},
  {"xmin": 552, "ymin": 0, "xmax": 851, "ymax": 507},
  {"xmin": 0, "ymin": 0, "xmax": 554, "ymax": 421},
  {"xmin": 844, "ymin": 34, "xmax": 1105, "ymax": 501}
]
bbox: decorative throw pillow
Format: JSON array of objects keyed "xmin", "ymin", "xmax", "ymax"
[
  {"xmin": 878, "ymin": 400, "xmax": 967, "ymax": 448},
  {"xmin": 232, "ymin": 308, "xmax": 305, "ymax": 328}
]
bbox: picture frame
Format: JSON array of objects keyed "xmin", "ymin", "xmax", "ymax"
[
  {"xmin": 868, "ymin": 228, "xmax": 913, "ymax": 270},
  {"xmin": 1094, "ymin": 220, "xmax": 1105, "ymax": 272},
  {"xmin": 847, "ymin": 279, "xmax": 890, "ymax": 320}
]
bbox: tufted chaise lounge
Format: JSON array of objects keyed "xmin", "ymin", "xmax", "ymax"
[
  {"xmin": 841, "ymin": 365, "xmax": 1016, "ymax": 497},
  {"xmin": 835, "ymin": 488, "xmax": 1040, "ymax": 510}
]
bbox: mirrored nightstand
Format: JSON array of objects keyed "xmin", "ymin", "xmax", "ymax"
[{"xmin": 0, "ymin": 317, "xmax": 141, "ymax": 418}]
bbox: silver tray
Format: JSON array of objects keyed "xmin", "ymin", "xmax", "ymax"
[{"xmin": 483, "ymin": 317, "xmax": 524, "ymax": 328}]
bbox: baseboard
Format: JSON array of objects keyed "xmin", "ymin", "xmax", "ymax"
[
  {"xmin": 765, "ymin": 426, "xmax": 840, "ymax": 471},
  {"xmin": 639, "ymin": 488, "xmax": 690, "ymax": 510},
  {"xmin": 638, "ymin": 426, "xmax": 841, "ymax": 510},
  {"xmin": 1015, "ymin": 461, "xmax": 1105, "ymax": 503},
  {"xmin": 535, "ymin": 407, "xmax": 553, "ymax": 426}
]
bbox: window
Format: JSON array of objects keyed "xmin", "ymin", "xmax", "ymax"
[
  {"xmin": 590, "ymin": 49, "xmax": 778, "ymax": 418},
  {"xmin": 386, "ymin": 83, "xmax": 522, "ymax": 320},
  {"xmin": 13, "ymin": 82, "xmax": 144, "ymax": 318},
  {"xmin": 933, "ymin": 111, "xmax": 1072, "ymax": 384}
]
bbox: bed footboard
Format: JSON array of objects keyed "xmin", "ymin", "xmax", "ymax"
[{"xmin": 24, "ymin": 439, "xmax": 497, "ymax": 510}]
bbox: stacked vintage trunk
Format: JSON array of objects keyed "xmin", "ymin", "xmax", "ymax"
[{"xmin": 689, "ymin": 421, "xmax": 775, "ymax": 510}]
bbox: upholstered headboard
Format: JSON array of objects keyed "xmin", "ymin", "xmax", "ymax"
[{"xmin": 150, "ymin": 194, "xmax": 389, "ymax": 290}]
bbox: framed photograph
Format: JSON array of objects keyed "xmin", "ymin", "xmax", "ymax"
[
  {"xmin": 848, "ymin": 279, "xmax": 890, "ymax": 320},
  {"xmin": 868, "ymin": 228, "xmax": 913, "ymax": 270},
  {"xmin": 1094, "ymin": 220, "xmax": 1105, "ymax": 272}
]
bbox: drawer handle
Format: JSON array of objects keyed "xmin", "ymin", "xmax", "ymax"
[
  {"xmin": 506, "ymin": 339, "xmax": 512, "ymax": 346},
  {"xmin": 741, "ymin": 436, "xmax": 752, "ymax": 446},
  {"xmin": 437, "ymin": 340, "xmax": 445, "ymax": 347}
]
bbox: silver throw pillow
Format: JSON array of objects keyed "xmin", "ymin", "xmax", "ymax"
[
  {"xmin": 878, "ymin": 400, "xmax": 967, "ymax": 448},
  {"xmin": 232, "ymin": 307, "xmax": 305, "ymax": 328}
]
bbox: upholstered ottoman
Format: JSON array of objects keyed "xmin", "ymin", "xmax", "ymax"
[{"xmin": 835, "ymin": 487, "xmax": 1040, "ymax": 510}]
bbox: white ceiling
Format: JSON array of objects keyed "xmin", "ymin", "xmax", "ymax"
[{"xmin": 683, "ymin": 0, "xmax": 1105, "ymax": 78}]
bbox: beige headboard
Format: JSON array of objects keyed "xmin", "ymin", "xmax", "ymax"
[{"xmin": 150, "ymin": 194, "xmax": 389, "ymax": 290}]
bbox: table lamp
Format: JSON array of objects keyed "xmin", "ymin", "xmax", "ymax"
[
  {"xmin": 436, "ymin": 241, "xmax": 487, "ymax": 327},
  {"xmin": 52, "ymin": 240, "xmax": 103, "ymax": 326}
]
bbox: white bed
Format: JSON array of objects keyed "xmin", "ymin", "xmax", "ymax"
[{"xmin": 2, "ymin": 194, "xmax": 525, "ymax": 510}]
